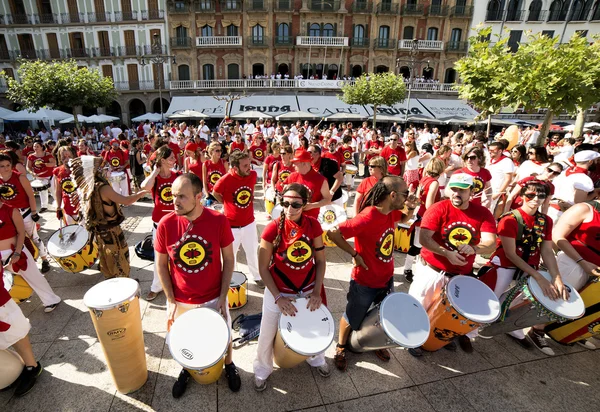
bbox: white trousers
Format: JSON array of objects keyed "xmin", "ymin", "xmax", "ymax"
[
  {"xmin": 150, "ymin": 224, "xmax": 162, "ymax": 293},
  {"xmin": 1, "ymin": 248, "xmax": 61, "ymax": 307},
  {"xmin": 22, "ymin": 212, "xmax": 47, "ymax": 260},
  {"xmin": 232, "ymin": 221, "xmax": 261, "ymax": 281},
  {"xmin": 343, "ymin": 173, "xmax": 355, "ymax": 189},
  {"xmin": 110, "ymin": 175, "xmax": 129, "ymax": 196},
  {"xmin": 253, "ymin": 288, "xmax": 326, "ymax": 380},
  {"xmin": 168, "ymin": 296, "xmax": 232, "ymax": 327},
  {"xmin": 35, "ymin": 177, "xmax": 50, "ymax": 209}
]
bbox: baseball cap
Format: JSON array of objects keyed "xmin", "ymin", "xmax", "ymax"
[
  {"xmin": 110, "ymin": 138, "xmax": 119, "ymax": 145},
  {"xmin": 185, "ymin": 142, "xmax": 199, "ymax": 152},
  {"xmin": 327, "ymin": 138, "xmax": 337, "ymax": 146},
  {"xmin": 292, "ymin": 149, "xmax": 312, "ymax": 163},
  {"xmin": 448, "ymin": 173, "xmax": 474, "ymax": 189},
  {"xmin": 574, "ymin": 150, "xmax": 600, "ymax": 163}
]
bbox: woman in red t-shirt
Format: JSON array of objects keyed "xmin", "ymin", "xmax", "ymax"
[
  {"xmin": 503, "ymin": 162, "xmax": 563, "ymax": 215},
  {"xmin": 271, "ymin": 145, "xmax": 294, "ymax": 193},
  {"xmin": 202, "ymin": 142, "xmax": 228, "ymax": 201},
  {"xmin": 229, "ymin": 132, "xmax": 247, "ymax": 155},
  {"xmin": 183, "ymin": 142, "xmax": 204, "ymax": 182},
  {"xmin": 456, "ymin": 147, "xmax": 492, "ymax": 207},
  {"xmin": 262, "ymin": 141, "xmax": 281, "ymax": 188},
  {"xmin": 354, "ymin": 156, "xmax": 387, "ymax": 217},
  {"xmin": 253, "ymin": 183, "xmax": 327, "ymax": 390},
  {"xmin": 77, "ymin": 139, "xmax": 95, "ymax": 157},
  {"xmin": 26, "ymin": 140, "xmax": 55, "ymax": 212},
  {"xmin": 54, "ymin": 146, "xmax": 80, "ymax": 225}
]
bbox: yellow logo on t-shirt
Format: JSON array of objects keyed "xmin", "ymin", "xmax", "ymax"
[{"xmin": 286, "ymin": 240, "xmax": 312, "ymax": 264}]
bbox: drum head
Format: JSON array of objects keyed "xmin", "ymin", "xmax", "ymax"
[
  {"xmin": 111, "ymin": 172, "xmax": 125, "ymax": 177},
  {"xmin": 83, "ymin": 278, "xmax": 140, "ymax": 310},
  {"xmin": 168, "ymin": 308, "xmax": 230, "ymax": 369},
  {"xmin": 2, "ymin": 270, "xmax": 13, "ymax": 292},
  {"xmin": 278, "ymin": 297, "xmax": 335, "ymax": 356},
  {"xmin": 446, "ymin": 276, "xmax": 500, "ymax": 324},
  {"xmin": 318, "ymin": 204, "xmax": 347, "ymax": 230},
  {"xmin": 230, "ymin": 271, "xmax": 247, "ymax": 287},
  {"xmin": 379, "ymin": 293, "xmax": 430, "ymax": 348},
  {"xmin": 271, "ymin": 204, "xmax": 283, "ymax": 220},
  {"xmin": 346, "ymin": 165, "xmax": 358, "ymax": 173},
  {"xmin": 340, "ymin": 190, "xmax": 349, "ymax": 205},
  {"xmin": 528, "ymin": 271, "xmax": 585, "ymax": 320},
  {"xmin": 265, "ymin": 187, "xmax": 276, "ymax": 202},
  {"xmin": 48, "ymin": 225, "xmax": 90, "ymax": 257}
]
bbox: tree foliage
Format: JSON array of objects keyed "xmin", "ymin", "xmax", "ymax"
[
  {"xmin": 1, "ymin": 59, "xmax": 117, "ymax": 129},
  {"xmin": 340, "ymin": 72, "xmax": 407, "ymax": 128}
]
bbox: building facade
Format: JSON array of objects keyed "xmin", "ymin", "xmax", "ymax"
[{"xmin": 0, "ymin": 0, "xmax": 171, "ymax": 123}]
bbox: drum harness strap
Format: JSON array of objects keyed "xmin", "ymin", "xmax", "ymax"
[{"xmin": 19, "ymin": 207, "xmax": 31, "ymax": 219}]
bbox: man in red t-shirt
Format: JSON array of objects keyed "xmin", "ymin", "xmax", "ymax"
[
  {"xmin": 327, "ymin": 176, "xmax": 416, "ymax": 371},
  {"xmin": 409, "ymin": 173, "xmax": 497, "ymax": 355},
  {"xmin": 363, "ymin": 134, "xmax": 383, "ymax": 178},
  {"xmin": 155, "ymin": 173, "xmax": 241, "ymax": 397},
  {"xmin": 102, "ymin": 139, "xmax": 130, "ymax": 196},
  {"xmin": 212, "ymin": 151, "xmax": 262, "ymax": 287},
  {"xmin": 380, "ymin": 133, "xmax": 407, "ymax": 176}
]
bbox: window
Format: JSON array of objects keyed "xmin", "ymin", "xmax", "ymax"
[
  {"xmin": 427, "ymin": 27, "xmax": 438, "ymax": 41},
  {"xmin": 176, "ymin": 25, "xmax": 188, "ymax": 38},
  {"xmin": 506, "ymin": 0, "xmax": 523, "ymax": 21},
  {"xmin": 252, "ymin": 24, "xmax": 265, "ymax": 41},
  {"xmin": 403, "ymin": 26, "xmax": 414, "ymax": 40},
  {"xmin": 571, "ymin": 0, "xmax": 592, "ymax": 20},
  {"xmin": 201, "ymin": 25, "xmax": 213, "ymax": 37},
  {"xmin": 575, "ymin": 29, "xmax": 589, "ymax": 38},
  {"xmin": 203, "ymin": 64, "xmax": 215, "ymax": 80},
  {"xmin": 228, "ymin": 64, "xmax": 240, "ymax": 79},
  {"xmin": 198, "ymin": 0, "xmax": 212, "ymax": 9},
  {"xmin": 507, "ymin": 30, "xmax": 522, "ymax": 52},
  {"xmin": 450, "ymin": 28, "xmax": 462, "ymax": 42},
  {"xmin": 541, "ymin": 30, "xmax": 555, "ymax": 38},
  {"xmin": 178, "ymin": 65, "xmax": 190, "ymax": 81},
  {"xmin": 309, "ymin": 23, "xmax": 320, "ymax": 37},
  {"xmin": 323, "ymin": 23, "xmax": 334, "ymax": 37},
  {"xmin": 277, "ymin": 23, "xmax": 290, "ymax": 41},
  {"xmin": 528, "ymin": 0, "xmax": 543, "ymax": 21},
  {"xmin": 378, "ymin": 25, "xmax": 390, "ymax": 47},
  {"xmin": 353, "ymin": 24, "xmax": 366, "ymax": 46},
  {"xmin": 549, "ymin": 0, "xmax": 565, "ymax": 21},
  {"xmin": 227, "ymin": 25, "xmax": 238, "ymax": 36},
  {"xmin": 593, "ymin": 1, "xmax": 600, "ymax": 20},
  {"xmin": 486, "ymin": 0, "xmax": 503, "ymax": 21}
]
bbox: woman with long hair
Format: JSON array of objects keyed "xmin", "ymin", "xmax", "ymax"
[
  {"xmin": 514, "ymin": 145, "xmax": 550, "ymax": 181},
  {"xmin": 253, "ymin": 183, "xmax": 328, "ymax": 391},
  {"xmin": 354, "ymin": 155, "xmax": 387, "ymax": 217},
  {"xmin": 510, "ymin": 144, "xmax": 527, "ymax": 167},
  {"xmin": 26, "ymin": 139, "xmax": 55, "ymax": 213},
  {"xmin": 53, "ymin": 146, "xmax": 80, "ymax": 224},
  {"xmin": 456, "ymin": 147, "xmax": 492, "ymax": 207},
  {"xmin": 202, "ymin": 141, "xmax": 229, "ymax": 201},
  {"xmin": 504, "ymin": 162, "xmax": 563, "ymax": 215},
  {"xmin": 271, "ymin": 145, "xmax": 294, "ymax": 193},
  {"xmin": 183, "ymin": 141, "xmax": 205, "ymax": 181},
  {"xmin": 403, "ymin": 140, "xmax": 420, "ymax": 193}
]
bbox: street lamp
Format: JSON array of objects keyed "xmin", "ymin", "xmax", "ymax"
[
  {"xmin": 404, "ymin": 39, "xmax": 419, "ymax": 123},
  {"xmin": 139, "ymin": 33, "xmax": 176, "ymax": 124}
]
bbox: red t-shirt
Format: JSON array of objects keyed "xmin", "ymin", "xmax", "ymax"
[
  {"xmin": 510, "ymin": 176, "xmax": 555, "ymax": 210},
  {"xmin": 249, "ymin": 143, "xmax": 267, "ymax": 163},
  {"xmin": 357, "ymin": 176, "xmax": 378, "ymax": 195},
  {"xmin": 154, "ymin": 209, "xmax": 234, "ymax": 304},
  {"xmin": 143, "ymin": 143, "xmax": 153, "ymax": 155},
  {"xmin": 205, "ymin": 159, "xmax": 226, "ymax": 193},
  {"xmin": 339, "ymin": 207, "xmax": 404, "ymax": 288},
  {"xmin": 0, "ymin": 205, "xmax": 17, "ymax": 241},
  {"xmin": 53, "ymin": 166, "xmax": 78, "ymax": 217},
  {"xmin": 261, "ymin": 216, "xmax": 323, "ymax": 293},
  {"xmin": 280, "ymin": 169, "xmax": 326, "ymax": 219},
  {"xmin": 0, "ymin": 172, "xmax": 30, "ymax": 208},
  {"xmin": 381, "ymin": 145, "xmax": 407, "ymax": 176},
  {"xmin": 27, "ymin": 153, "xmax": 53, "ymax": 178},
  {"xmin": 417, "ymin": 176, "xmax": 440, "ymax": 217},
  {"xmin": 274, "ymin": 163, "xmax": 294, "ymax": 187},
  {"xmin": 230, "ymin": 141, "xmax": 245, "ymax": 154},
  {"xmin": 491, "ymin": 208, "xmax": 552, "ymax": 268},
  {"xmin": 264, "ymin": 155, "xmax": 281, "ymax": 183},
  {"xmin": 188, "ymin": 160, "xmax": 203, "ymax": 180},
  {"xmin": 567, "ymin": 204, "xmax": 600, "ymax": 266},
  {"xmin": 455, "ymin": 167, "xmax": 492, "ymax": 205},
  {"xmin": 212, "ymin": 170, "xmax": 257, "ymax": 227},
  {"xmin": 339, "ymin": 146, "xmax": 354, "ymax": 164},
  {"xmin": 322, "ymin": 150, "xmax": 342, "ymax": 166},
  {"xmin": 421, "ymin": 200, "xmax": 497, "ymax": 274},
  {"xmin": 152, "ymin": 171, "xmax": 181, "ymax": 223},
  {"xmin": 103, "ymin": 149, "xmax": 128, "ymax": 169},
  {"xmin": 22, "ymin": 146, "xmax": 34, "ymax": 158},
  {"xmin": 365, "ymin": 140, "xmax": 384, "ymax": 161}
]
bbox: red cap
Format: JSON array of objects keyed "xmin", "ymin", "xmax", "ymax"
[
  {"xmin": 327, "ymin": 138, "xmax": 337, "ymax": 146},
  {"xmin": 292, "ymin": 149, "xmax": 312, "ymax": 163},
  {"xmin": 185, "ymin": 142, "xmax": 199, "ymax": 152},
  {"xmin": 110, "ymin": 138, "xmax": 119, "ymax": 145}
]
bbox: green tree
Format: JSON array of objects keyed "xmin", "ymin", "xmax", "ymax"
[
  {"xmin": 340, "ymin": 72, "xmax": 406, "ymax": 129},
  {"xmin": 1, "ymin": 59, "xmax": 117, "ymax": 130}
]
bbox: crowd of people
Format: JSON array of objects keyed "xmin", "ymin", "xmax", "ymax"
[{"xmin": 0, "ymin": 116, "xmax": 599, "ymax": 399}]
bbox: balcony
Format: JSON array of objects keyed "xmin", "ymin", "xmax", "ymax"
[
  {"xmin": 13, "ymin": 13, "xmax": 30, "ymax": 24},
  {"xmin": 486, "ymin": 9, "xmax": 504, "ymax": 21},
  {"xmin": 527, "ymin": 9, "xmax": 547, "ymax": 22},
  {"xmin": 505, "ymin": 8, "xmax": 525, "ymax": 21},
  {"xmin": 275, "ymin": 36, "xmax": 294, "ymax": 46},
  {"xmin": 142, "ymin": 44, "xmax": 168, "ymax": 54},
  {"xmin": 450, "ymin": 5, "xmax": 473, "ymax": 17},
  {"xmin": 350, "ymin": 37, "xmax": 370, "ymax": 47},
  {"xmin": 220, "ymin": 1, "xmax": 242, "ymax": 11},
  {"xmin": 114, "ymin": 80, "xmax": 163, "ymax": 91},
  {"xmin": 276, "ymin": 0, "xmax": 293, "ymax": 10},
  {"xmin": 398, "ymin": 39, "xmax": 443, "ymax": 51},
  {"xmin": 352, "ymin": 1, "xmax": 371, "ymax": 13},
  {"xmin": 142, "ymin": 9, "xmax": 165, "ymax": 19},
  {"xmin": 309, "ymin": 0, "xmax": 341, "ymax": 12},
  {"xmin": 37, "ymin": 13, "xmax": 58, "ymax": 24},
  {"xmin": 116, "ymin": 45, "xmax": 142, "ymax": 56},
  {"xmin": 170, "ymin": 37, "xmax": 193, "ymax": 48},
  {"xmin": 374, "ymin": 38, "xmax": 395, "ymax": 49},
  {"xmin": 114, "ymin": 11, "xmax": 138, "ymax": 21},
  {"xmin": 402, "ymin": 4, "xmax": 424, "ymax": 16},
  {"xmin": 168, "ymin": 2, "xmax": 192, "ymax": 13},
  {"xmin": 60, "ymin": 12, "xmax": 85, "ymax": 23},
  {"xmin": 377, "ymin": 2, "xmax": 398, "ymax": 14},
  {"xmin": 196, "ymin": 36, "xmax": 243, "ymax": 47},
  {"xmin": 194, "ymin": 1, "xmax": 215, "ymax": 11},
  {"xmin": 427, "ymin": 4, "xmax": 448, "ymax": 16},
  {"xmin": 0, "ymin": 14, "xmax": 13, "ymax": 25},
  {"xmin": 0, "ymin": 50, "xmax": 18, "ymax": 61},
  {"xmin": 18, "ymin": 49, "xmax": 37, "ymax": 59},
  {"xmin": 247, "ymin": 36, "xmax": 270, "ymax": 47},
  {"xmin": 297, "ymin": 36, "xmax": 348, "ymax": 46},
  {"xmin": 548, "ymin": 9, "xmax": 567, "ymax": 21},
  {"xmin": 87, "ymin": 12, "xmax": 111, "ymax": 22},
  {"xmin": 62, "ymin": 48, "xmax": 89, "ymax": 58},
  {"xmin": 90, "ymin": 46, "xmax": 118, "ymax": 57},
  {"xmin": 446, "ymin": 41, "xmax": 469, "ymax": 53},
  {"xmin": 246, "ymin": 0, "xmax": 266, "ymax": 11}
]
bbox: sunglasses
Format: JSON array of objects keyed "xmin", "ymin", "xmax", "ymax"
[
  {"xmin": 389, "ymin": 139, "xmax": 398, "ymax": 142},
  {"xmin": 281, "ymin": 200, "xmax": 304, "ymax": 209},
  {"xmin": 466, "ymin": 155, "xmax": 478, "ymax": 160},
  {"xmin": 214, "ymin": 149, "xmax": 222, "ymax": 153},
  {"xmin": 523, "ymin": 193, "xmax": 547, "ymax": 200},
  {"xmin": 547, "ymin": 167, "xmax": 561, "ymax": 175},
  {"xmin": 368, "ymin": 164, "xmax": 380, "ymax": 168}
]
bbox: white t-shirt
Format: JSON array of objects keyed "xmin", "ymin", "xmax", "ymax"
[
  {"xmin": 143, "ymin": 123, "xmax": 151, "ymax": 135},
  {"xmin": 515, "ymin": 160, "xmax": 547, "ymax": 181},
  {"xmin": 417, "ymin": 132, "xmax": 432, "ymax": 150},
  {"xmin": 110, "ymin": 127, "xmax": 122, "ymax": 139},
  {"xmin": 51, "ymin": 129, "xmax": 61, "ymax": 141},
  {"xmin": 553, "ymin": 170, "xmax": 594, "ymax": 205},
  {"xmin": 487, "ymin": 156, "xmax": 515, "ymax": 193},
  {"xmin": 244, "ymin": 123, "xmax": 255, "ymax": 135},
  {"xmin": 38, "ymin": 131, "xmax": 50, "ymax": 140}
]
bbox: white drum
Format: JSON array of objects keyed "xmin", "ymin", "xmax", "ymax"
[
  {"xmin": 47, "ymin": 225, "xmax": 98, "ymax": 273},
  {"xmin": 270, "ymin": 203, "xmax": 283, "ymax": 220},
  {"xmin": 30, "ymin": 179, "xmax": 50, "ymax": 193},
  {"xmin": 345, "ymin": 164, "xmax": 358, "ymax": 176},
  {"xmin": 0, "ymin": 350, "xmax": 24, "ymax": 390},
  {"xmin": 3, "ymin": 269, "xmax": 12, "ymax": 291},
  {"xmin": 318, "ymin": 204, "xmax": 348, "ymax": 247},
  {"xmin": 253, "ymin": 165, "xmax": 264, "ymax": 180},
  {"xmin": 274, "ymin": 297, "xmax": 335, "ymax": 368},
  {"xmin": 110, "ymin": 171, "xmax": 126, "ymax": 183},
  {"xmin": 168, "ymin": 308, "xmax": 230, "ymax": 384},
  {"xmin": 349, "ymin": 293, "xmax": 430, "ymax": 352},
  {"xmin": 208, "ymin": 203, "xmax": 224, "ymax": 214}
]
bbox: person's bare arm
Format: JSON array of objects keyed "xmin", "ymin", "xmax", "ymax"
[
  {"xmin": 218, "ymin": 243, "xmax": 234, "ymax": 316},
  {"xmin": 11, "ymin": 208, "xmax": 25, "ymax": 256},
  {"xmin": 307, "ymin": 235, "xmax": 326, "ymax": 311},
  {"xmin": 503, "ymin": 183, "xmax": 521, "ymax": 214},
  {"xmin": 326, "ymin": 226, "xmax": 368, "ymax": 270},
  {"xmin": 494, "ymin": 173, "xmax": 514, "ymax": 199},
  {"xmin": 354, "ymin": 192, "xmax": 364, "ymax": 217},
  {"xmin": 474, "ymin": 232, "xmax": 497, "ymax": 255},
  {"xmin": 156, "ymin": 251, "xmax": 176, "ymax": 329},
  {"xmin": 420, "ymin": 228, "xmax": 466, "ymax": 266},
  {"xmin": 573, "ymin": 188, "xmax": 590, "ymax": 204},
  {"xmin": 425, "ymin": 181, "xmax": 439, "ymax": 209},
  {"xmin": 211, "ymin": 190, "xmax": 223, "ymax": 203},
  {"xmin": 140, "ymin": 166, "xmax": 159, "ymax": 191},
  {"xmin": 202, "ymin": 162, "xmax": 209, "ymax": 197},
  {"xmin": 100, "ymin": 184, "xmax": 147, "ymax": 206},
  {"xmin": 19, "ymin": 175, "xmax": 37, "ymax": 213},
  {"xmin": 304, "ymin": 180, "xmax": 332, "ymax": 211}
]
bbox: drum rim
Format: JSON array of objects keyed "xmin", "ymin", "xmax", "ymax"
[
  {"xmin": 47, "ymin": 225, "xmax": 90, "ymax": 257},
  {"xmin": 167, "ymin": 307, "xmax": 230, "ymax": 370},
  {"xmin": 379, "ymin": 292, "xmax": 431, "ymax": 348},
  {"xmin": 277, "ymin": 297, "xmax": 335, "ymax": 356},
  {"xmin": 527, "ymin": 272, "xmax": 585, "ymax": 319},
  {"xmin": 446, "ymin": 276, "xmax": 501, "ymax": 324},
  {"xmin": 230, "ymin": 271, "xmax": 248, "ymax": 286},
  {"xmin": 83, "ymin": 278, "xmax": 141, "ymax": 310}
]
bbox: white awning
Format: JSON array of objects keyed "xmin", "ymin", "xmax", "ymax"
[
  {"xmin": 296, "ymin": 95, "xmax": 370, "ymax": 117},
  {"xmin": 417, "ymin": 99, "xmax": 479, "ymax": 119},
  {"xmin": 229, "ymin": 95, "xmax": 299, "ymax": 117},
  {"xmin": 166, "ymin": 96, "xmax": 227, "ymax": 118}
]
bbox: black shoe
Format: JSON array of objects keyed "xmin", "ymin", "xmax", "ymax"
[
  {"xmin": 443, "ymin": 340, "xmax": 457, "ymax": 351},
  {"xmin": 172, "ymin": 369, "xmax": 190, "ymax": 398},
  {"xmin": 41, "ymin": 260, "xmax": 51, "ymax": 273},
  {"xmin": 39, "ymin": 208, "xmax": 48, "ymax": 213},
  {"xmin": 408, "ymin": 347, "xmax": 423, "ymax": 357},
  {"xmin": 506, "ymin": 333, "xmax": 532, "ymax": 349},
  {"xmin": 225, "ymin": 362, "xmax": 241, "ymax": 392},
  {"xmin": 14, "ymin": 362, "xmax": 42, "ymax": 397},
  {"xmin": 404, "ymin": 270, "xmax": 414, "ymax": 283},
  {"xmin": 527, "ymin": 329, "xmax": 555, "ymax": 356},
  {"xmin": 458, "ymin": 335, "xmax": 474, "ymax": 353}
]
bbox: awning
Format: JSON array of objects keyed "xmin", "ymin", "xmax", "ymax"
[
  {"xmin": 166, "ymin": 96, "xmax": 227, "ymax": 118},
  {"xmin": 416, "ymin": 99, "xmax": 479, "ymax": 119},
  {"xmin": 229, "ymin": 95, "xmax": 299, "ymax": 117},
  {"xmin": 296, "ymin": 95, "xmax": 370, "ymax": 117}
]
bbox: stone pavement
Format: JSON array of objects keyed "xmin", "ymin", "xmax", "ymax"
[{"xmin": 2, "ymin": 187, "xmax": 600, "ymax": 412}]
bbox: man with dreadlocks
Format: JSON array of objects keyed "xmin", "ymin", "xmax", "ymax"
[
  {"xmin": 327, "ymin": 176, "xmax": 416, "ymax": 371},
  {"xmin": 70, "ymin": 156, "xmax": 148, "ymax": 279}
]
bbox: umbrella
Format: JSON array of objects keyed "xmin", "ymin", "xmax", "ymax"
[
  {"xmin": 131, "ymin": 113, "xmax": 163, "ymax": 122},
  {"xmin": 167, "ymin": 110, "xmax": 209, "ymax": 119},
  {"xmin": 276, "ymin": 111, "xmax": 320, "ymax": 121},
  {"xmin": 325, "ymin": 113, "xmax": 366, "ymax": 121},
  {"xmin": 85, "ymin": 114, "xmax": 120, "ymax": 123},
  {"xmin": 438, "ymin": 116, "xmax": 472, "ymax": 125},
  {"xmin": 562, "ymin": 124, "xmax": 591, "ymax": 132},
  {"xmin": 59, "ymin": 114, "xmax": 89, "ymax": 124},
  {"xmin": 584, "ymin": 122, "xmax": 600, "ymax": 129},
  {"xmin": 230, "ymin": 111, "xmax": 272, "ymax": 120},
  {"xmin": 0, "ymin": 107, "xmax": 15, "ymax": 120},
  {"xmin": 4, "ymin": 108, "xmax": 71, "ymax": 121}
]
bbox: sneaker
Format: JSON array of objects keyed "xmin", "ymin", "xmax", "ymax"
[
  {"xmin": 458, "ymin": 336, "xmax": 474, "ymax": 354},
  {"xmin": 334, "ymin": 344, "xmax": 348, "ymax": 372},
  {"xmin": 224, "ymin": 362, "xmax": 241, "ymax": 392},
  {"xmin": 255, "ymin": 279, "xmax": 265, "ymax": 289},
  {"xmin": 408, "ymin": 347, "xmax": 423, "ymax": 357},
  {"xmin": 146, "ymin": 291, "xmax": 160, "ymax": 301},
  {"xmin": 576, "ymin": 339, "xmax": 597, "ymax": 350},
  {"xmin": 443, "ymin": 340, "xmax": 457, "ymax": 351},
  {"xmin": 41, "ymin": 260, "xmax": 51, "ymax": 273},
  {"xmin": 506, "ymin": 333, "xmax": 532, "ymax": 349},
  {"xmin": 14, "ymin": 362, "xmax": 43, "ymax": 397},
  {"xmin": 527, "ymin": 329, "xmax": 555, "ymax": 356},
  {"xmin": 314, "ymin": 363, "xmax": 331, "ymax": 378},
  {"xmin": 254, "ymin": 376, "xmax": 267, "ymax": 392},
  {"xmin": 404, "ymin": 269, "xmax": 414, "ymax": 283},
  {"xmin": 44, "ymin": 301, "xmax": 60, "ymax": 313},
  {"xmin": 39, "ymin": 208, "xmax": 48, "ymax": 213},
  {"xmin": 172, "ymin": 369, "xmax": 190, "ymax": 398},
  {"xmin": 374, "ymin": 348, "xmax": 391, "ymax": 362}
]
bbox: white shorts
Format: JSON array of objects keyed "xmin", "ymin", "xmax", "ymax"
[{"xmin": 0, "ymin": 299, "xmax": 31, "ymax": 350}]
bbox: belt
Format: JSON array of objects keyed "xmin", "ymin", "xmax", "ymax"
[
  {"xmin": 231, "ymin": 224, "xmax": 248, "ymax": 229},
  {"xmin": 421, "ymin": 258, "xmax": 461, "ymax": 278}
]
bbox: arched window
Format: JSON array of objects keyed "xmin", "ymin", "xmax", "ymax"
[
  {"xmin": 201, "ymin": 25, "xmax": 212, "ymax": 37},
  {"xmin": 252, "ymin": 24, "xmax": 264, "ymax": 40},
  {"xmin": 323, "ymin": 23, "xmax": 334, "ymax": 37},
  {"xmin": 351, "ymin": 65, "xmax": 363, "ymax": 78},
  {"xmin": 203, "ymin": 64, "xmax": 214, "ymax": 80},
  {"xmin": 226, "ymin": 24, "xmax": 238, "ymax": 36},
  {"xmin": 486, "ymin": 0, "xmax": 503, "ymax": 21},
  {"xmin": 252, "ymin": 63, "xmax": 265, "ymax": 76},
  {"xmin": 277, "ymin": 23, "xmax": 290, "ymax": 38},
  {"xmin": 353, "ymin": 25, "xmax": 366, "ymax": 46},
  {"xmin": 444, "ymin": 67, "xmax": 457, "ymax": 83},
  {"xmin": 592, "ymin": 1, "xmax": 600, "ymax": 20},
  {"xmin": 430, "ymin": 0, "xmax": 443, "ymax": 15},
  {"xmin": 309, "ymin": 23, "xmax": 321, "ymax": 37},
  {"xmin": 403, "ymin": 26, "xmax": 414, "ymax": 40},
  {"xmin": 399, "ymin": 66, "xmax": 410, "ymax": 79},
  {"xmin": 178, "ymin": 65, "xmax": 190, "ymax": 81},
  {"xmin": 581, "ymin": 0, "xmax": 595, "ymax": 19},
  {"xmin": 450, "ymin": 28, "xmax": 462, "ymax": 42},
  {"xmin": 378, "ymin": 25, "xmax": 390, "ymax": 47},
  {"xmin": 549, "ymin": 0, "xmax": 564, "ymax": 21},
  {"xmin": 423, "ymin": 65, "xmax": 434, "ymax": 79},
  {"xmin": 528, "ymin": 0, "xmax": 543, "ymax": 21},
  {"xmin": 427, "ymin": 27, "xmax": 438, "ymax": 41},
  {"xmin": 176, "ymin": 25, "xmax": 188, "ymax": 38},
  {"xmin": 506, "ymin": 0, "xmax": 523, "ymax": 21}
]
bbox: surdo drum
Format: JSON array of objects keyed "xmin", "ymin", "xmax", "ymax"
[
  {"xmin": 274, "ymin": 297, "xmax": 335, "ymax": 368},
  {"xmin": 2, "ymin": 269, "xmax": 33, "ymax": 303},
  {"xmin": 264, "ymin": 186, "xmax": 276, "ymax": 216},
  {"xmin": 228, "ymin": 271, "xmax": 248, "ymax": 310},
  {"xmin": 30, "ymin": 179, "xmax": 50, "ymax": 193},
  {"xmin": 0, "ymin": 350, "xmax": 24, "ymax": 390},
  {"xmin": 109, "ymin": 171, "xmax": 126, "ymax": 183},
  {"xmin": 345, "ymin": 164, "xmax": 358, "ymax": 176},
  {"xmin": 349, "ymin": 293, "xmax": 430, "ymax": 352},
  {"xmin": 47, "ymin": 225, "xmax": 98, "ymax": 273},
  {"xmin": 318, "ymin": 204, "xmax": 347, "ymax": 247},
  {"xmin": 84, "ymin": 278, "xmax": 147, "ymax": 394}
]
